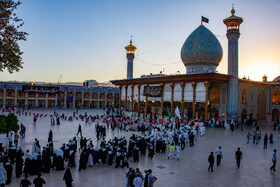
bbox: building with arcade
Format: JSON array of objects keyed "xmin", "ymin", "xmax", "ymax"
[
  {"xmin": 0, "ymin": 81, "xmax": 119, "ymax": 109},
  {"xmin": 111, "ymin": 8, "xmax": 280, "ymax": 123}
]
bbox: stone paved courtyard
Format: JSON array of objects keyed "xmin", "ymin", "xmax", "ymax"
[{"xmin": 3, "ymin": 109, "xmax": 280, "ymax": 187}]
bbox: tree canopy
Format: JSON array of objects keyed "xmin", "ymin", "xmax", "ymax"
[{"xmin": 0, "ymin": 0, "xmax": 28, "ymax": 73}]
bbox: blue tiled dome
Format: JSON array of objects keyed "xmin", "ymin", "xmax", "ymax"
[{"xmin": 181, "ymin": 25, "xmax": 223, "ymax": 74}]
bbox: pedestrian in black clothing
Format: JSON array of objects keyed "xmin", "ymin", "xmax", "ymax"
[
  {"xmin": 48, "ymin": 130, "xmax": 53, "ymax": 143},
  {"xmin": 20, "ymin": 174, "xmax": 31, "ymax": 187},
  {"xmin": 189, "ymin": 133, "xmax": 194, "ymax": 147},
  {"xmin": 144, "ymin": 170, "xmax": 149, "ymax": 187},
  {"xmin": 208, "ymin": 152, "xmax": 214, "ymax": 172},
  {"xmin": 63, "ymin": 168, "xmax": 73, "ymax": 187},
  {"xmin": 235, "ymin": 147, "xmax": 243, "ymax": 168},
  {"xmin": 269, "ymin": 133, "xmax": 274, "ymax": 144},
  {"xmin": 76, "ymin": 124, "xmax": 82, "ymax": 136},
  {"xmin": 263, "ymin": 133, "xmax": 268, "ymax": 149},
  {"xmin": 33, "ymin": 173, "xmax": 46, "ymax": 187}
]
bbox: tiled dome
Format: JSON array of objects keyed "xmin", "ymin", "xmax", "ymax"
[{"xmin": 181, "ymin": 25, "xmax": 223, "ymax": 74}]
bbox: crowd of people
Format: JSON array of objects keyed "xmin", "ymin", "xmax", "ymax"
[{"xmin": 0, "ymin": 106, "xmax": 279, "ymax": 186}]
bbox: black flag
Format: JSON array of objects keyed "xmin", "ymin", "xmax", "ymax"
[{"xmin": 201, "ymin": 16, "xmax": 209, "ymax": 23}]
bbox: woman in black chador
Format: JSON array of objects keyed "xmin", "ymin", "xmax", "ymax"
[
  {"xmin": 78, "ymin": 149, "xmax": 88, "ymax": 171},
  {"xmin": 42, "ymin": 149, "xmax": 51, "ymax": 173},
  {"xmin": 15, "ymin": 154, "xmax": 23, "ymax": 178},
  {"xmin": 63, "ymin": 168, "xmax": 73, "ymax": 187}
]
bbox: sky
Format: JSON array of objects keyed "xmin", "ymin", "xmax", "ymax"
[{"xmin": 1, "ymin": 0, "xmax": 280, "ymax": 83}]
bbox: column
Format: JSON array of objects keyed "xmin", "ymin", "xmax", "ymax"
[
  {"xmin": 55, "ymin": 93, "xmax": 58, "ymax": 107},
  {"xmin": 204, "ymin": 81, "xmax": 211, "ymax": 121},
  {"xmin": 45, "ymin": 94, "xmax": 48, "ymax": 108},
  {"xmin": 105, "ymin": 91, "xmax": 108, "ymax": 107},
  {"xmin": 64, "ymin": 91, "xmax": 67, "ymax": 108},
  {"xmin": 145, "ymin": 84, "xmax": 148, "ymax": 115},
  {"xmin": 119, "ymin": 85, "xmax": 122, "ymax": 112},
  {"xmin": 180, "ymin": 83, "xmax": 185, "ymax": 118},
  {"xmin": 124, "ymin": 85, "xmax": 128, "ymax": 111},
  {"xmin": 25, "ymin": 92, "xmax": 28, "ymax": 107},
  {"xmin": 97, "ymin": 92, "xmax": 100, "ymax": 109},
  {"xmin": 112, "ymin": 92, "xmax": 115, "ymax": 106},
  {"xmin": 81, "ymin": 91, "xmax": 84, "ymax": 107},
  {"xmin": 3, "ymin": 88, "xmax": 6, "ymax": 108},
  {"xmin": 191, "ymin": 82, "xmax": 196, "ymax": 119},
  {"xmin": 14, "ymin": 88, "xmax": 18, "ymax": 107},
  {"xmin": 170, "ymin": 83, "xmax": 174, "ymax": 116},
  {"xmin": 130, "ymin": 85, "xmax": 134, "ymax": 112},
  {"xmin": 73, "ymin": 91, "xmax": 76, "ymax": 109},
  {"xmin": 35, "ymin": 93, "xmax": 38, "ymax": 108},
  {"xmin": 160, "ymin": 83, "xmax": 165, "ymax": 116},
  {"xmin": 137, "ymin": 84, "xmax": 141, "ymax": 113},
  {"xmin": 145, "ymin": 95, "xmax": 148, "ymax": 115},
  {"xmin": 90, "ymin": 91, "xmax": 93, "ymax": 108}
]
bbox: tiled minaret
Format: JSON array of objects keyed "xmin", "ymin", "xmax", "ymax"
[
  {"xmin": 223, "ymin": 7, "xmax": 243, "ymax": 119},
  {"xmin": 125, "ymin": 39, "xmax": 137, "ymax": 79}
]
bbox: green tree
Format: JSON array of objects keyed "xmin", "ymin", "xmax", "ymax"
[
  {"xmin": 6, "ymin": 113, "xmax": 19, "ymax": 132},
  {"xmin": 0, "ymin": 0, "xmax": 28, "ymax": 73},
  {"xmin": 0, "ymin": 115, "xmax": 6, "ymax": 133}
]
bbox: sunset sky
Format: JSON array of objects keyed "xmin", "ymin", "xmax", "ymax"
[{"xmin": 1, "ymin": 0, "xmax": 280, "ymax": 83}]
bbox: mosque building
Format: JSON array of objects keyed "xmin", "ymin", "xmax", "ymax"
[{"xmin": 111, "ymin": 8, "xmax": 280, "ymax": 123}]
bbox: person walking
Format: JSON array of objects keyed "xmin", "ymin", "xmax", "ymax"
[
  {"xmin": 33, "ymin": 116, "xmax": 37, "ymax": 126},
  {"xmin": 33, "ymin": 173, "xmax": 46, "ymax": 187},
  {"xmin": 269, "ymin": 133, "xmax": 274, "ymax": 144},
  {"xmin": 263, "ymin": 133, "xmax": 268, "ymax": 149},
  {"xmin": 270, "ymin": 149, "xmax": 277, "ymax": 171},
  {"xmin": 48, "ymin": 130, "xmax": 53, "ymax": 143},
  {"xmin": 168, "ymin": 141, "xmax": 175, "ymax": 159},
  {"xmin": 246, "ymin": 132, "xmax": 251, "ymax": 144},
  {"xmin": 252, "ymin": 131, "xmax": 256, "ymax": 143},
  {"xmin": 63, "ymin": 168, "xmax": 73, "ymax": 187},
  {"xmin": 215, "ymin": 146, "xmax": 223, "ymax": 166},
  {"xmin": 76, "ymin": 124, "xmax": 82, "ymax": 136},
  {"xmin": 208, "ymin": 152, "xmax": 214, "ymax": 172},
  {"xmin": 176, "ymin": 143, "xmax": 181, "ymax": 160},
  {"xmin": 235, "ymin": 147, "xmax": 243, "ymax": 168},
  {"xmin": 20, "ymin": 174, "xmax": 31, "ymax": 187},
  {"xmin": 148, "ymin": 169, "xmax": 157, "ymax": 187},
  {"xmin": 14, "ymin": 131, "xmax": 19, "ymax": 147}
]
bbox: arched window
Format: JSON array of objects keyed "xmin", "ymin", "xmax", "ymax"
[
  {"xmin": 210, "ymin": 88, "xmax": 219, "ymax": 103},
  {"xmin": 272, "ymin": 90, "xmax": 280, "ymax": 105},
  {"xmin": 242, "ymin": 88, "xmax": 248, "ymax": 104}
]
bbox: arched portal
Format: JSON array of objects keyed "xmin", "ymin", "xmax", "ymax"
[
  {"xmin": 210, "ymin": 107, "xmax": 219, "ymax": 118},
  {"xmin": 241, "ymin": 108, "xmax": 247, "ymax": 124}
]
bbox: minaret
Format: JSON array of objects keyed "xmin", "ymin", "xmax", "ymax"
[
  {"xmin": 125, "ymin": 38, "xmax": 137, "ymax": 79},
  {"xmin": 223, "ymin": 7, "xmax": 243, "ymax": 119}
]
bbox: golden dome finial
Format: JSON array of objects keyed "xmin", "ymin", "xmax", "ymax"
[
  {"xmin": 130, "ymin": 35, "xmax": 133, "ymax": 45},
  {"xmin": 125, "ymin": 35, "xmax": 137, "ymax": 53},
  {"xmin": 231, "ymin": 4, "xmax": 235, "ymax": 16}
]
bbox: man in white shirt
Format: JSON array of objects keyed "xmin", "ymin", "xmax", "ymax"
[
  {"xmin": 133, "ymin": 174, "xmax": 143, "ymax": 187},
  {"xmin": 215, "ymin": 146, "xmax": 223, "ymax": 166}
]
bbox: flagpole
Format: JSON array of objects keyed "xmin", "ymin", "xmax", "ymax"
[{"xmin": 201, "ymin": 16, "xmax": 202, "ymax": 25}]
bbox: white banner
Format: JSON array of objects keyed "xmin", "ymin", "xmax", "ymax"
[{"xmin": 175, "ymin": 106, "xmax": 181, "ymax": 119}]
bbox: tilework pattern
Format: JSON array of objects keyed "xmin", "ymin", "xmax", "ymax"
[{"xmin": 181, "ymin": 25, "xmax": 223, "ymax": 74}]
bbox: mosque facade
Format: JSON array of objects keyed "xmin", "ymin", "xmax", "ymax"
[{"xmin": 111, "ymin": 8, "xmax": 280, "ymax": 123}]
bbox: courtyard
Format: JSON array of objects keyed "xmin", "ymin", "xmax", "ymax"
[{"xmin": 1, "ymin": 108, "xmax": 279, "ymax": 187}]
